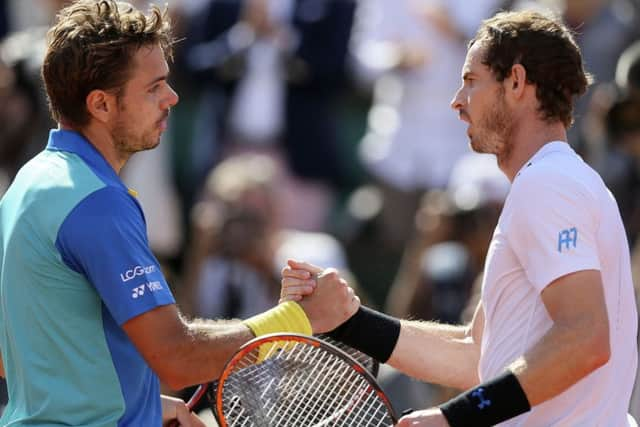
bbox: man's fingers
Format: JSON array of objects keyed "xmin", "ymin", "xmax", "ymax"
[
  {"xmin": 287, "ymin": 259, "xmax": 323, "ymax": 275},
  {"xmin": 281, "ymin": 265, "xmax": 313, "ymax": 280},
  {"xmin": 279, "ymin": 294, "xmax": 302, "ymax": 303},
  {"xmin": 280, "ymin": 284, "xmax": 315, "ymax": 301},
  {"xmin": 188, "ymin": 412, "xmax": 207, "ymax": 427},
  {"xmin": 281, "ymin": 277, "xmax": 316, "ymax": 289},
  {"xmin": 174, "ymin": 403, "xmax": 206, "ymax": 427}
]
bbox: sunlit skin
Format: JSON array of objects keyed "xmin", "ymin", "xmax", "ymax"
[
  {"xmin": 111, "ymin": 44, "xmax": 177, "ymax": 156},
  {"xmin": 450, "ymin": 41, "xmax": 567, "ymax": 181},
  {"xmin": 451, "ymin": 42, "xmax": 515, "ymax": 166},
  {"xmin": 67, "ymin": 43, "xmax": 179, "ymax": 174}
]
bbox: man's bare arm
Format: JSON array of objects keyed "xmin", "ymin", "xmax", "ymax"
[
  {"xmin": 387, "ymin": 301, "xmax": 484, "ymax": 390},
  {"xmin": 123, "ymin": 304, "xmax": 253, "ymax": 390},
  {"xmin": 510, "ymin": 269, "xmax": 610, "ymax": 406},
  {"xmin": 124, "ymin": 268, "xmax": 359, "ymax": 390}
]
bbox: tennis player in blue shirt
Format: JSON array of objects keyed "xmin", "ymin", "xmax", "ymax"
[{"xmin": 0, "ymin": 1, "xmax": 360, "ymax": 425}]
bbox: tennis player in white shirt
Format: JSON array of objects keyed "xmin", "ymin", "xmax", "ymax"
[{"xmin": 282, "ymin": 9, "xmax": 638, "ymax": 427}]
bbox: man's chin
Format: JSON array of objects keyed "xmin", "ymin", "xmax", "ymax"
[
  {"xmin": 469, "ymin": 137, "xmax": 500, "ymax": 156},
  {"xmin": 142, "ymin": 138, "xmax": 161, "ymax": 151},
  {"xmin": 470, "ymin": 139, "xmax": 485, "ymax": 154}
]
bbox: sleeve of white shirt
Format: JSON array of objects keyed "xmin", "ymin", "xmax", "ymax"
[{"xmin": 503, "ymin": 169, "xmax": 602, "ymax": 292}]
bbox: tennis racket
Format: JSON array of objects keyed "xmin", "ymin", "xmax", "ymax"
[
  {"xmin": 173, "ymin": 333, "xmax": 395, "ymax": 426},
  {"xmin": 315, "ymin": 333, "xmax": 380, "ymax": 379}
]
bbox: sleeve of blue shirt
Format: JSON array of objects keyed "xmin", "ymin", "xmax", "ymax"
[{"xmin": 56, "ymin": 186, "xmax": 176, "ymax": 325}]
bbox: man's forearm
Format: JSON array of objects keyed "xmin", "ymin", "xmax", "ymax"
[
  {"xmin": 512, "ymin": 270, "xmax": 611, "ymax": 407},
  {"xmin": 164, "ymin": 302, "xmax": 311, "ymax": 389},
  {"xmin": 510, "ymin": 319, "xmax": 610, "ymax": 406},
  {"xmin": 387, "ymin": 320, "xmax": 481, "ymax": 390},
  {"xmin": 140, "ymin": 315, "xmax": 254, "ymax": 391},
  {"xmin": 165, "ymin": 320, "xmax": 254, "ymax": 389}
]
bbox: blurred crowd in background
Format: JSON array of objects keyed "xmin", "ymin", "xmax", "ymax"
[{"xmin": 1, "ymin": 0, "xmax": 640, "ymax": 421}]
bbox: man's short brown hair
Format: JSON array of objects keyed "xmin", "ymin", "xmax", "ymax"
[
  {"xmin": 42, "ymin": 0, "xmax": 174, "ymax": 127},
  {"xmin": 470, "ymin": 10, "xmax": 592, "ymax": 128}
]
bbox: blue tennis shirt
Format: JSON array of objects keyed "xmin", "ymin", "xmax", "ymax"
[{"xmin": 0, "ymin": 129, "xmax": 176, "ymax": 426}]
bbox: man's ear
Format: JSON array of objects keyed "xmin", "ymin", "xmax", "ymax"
[
  {"xmin": 507, "ymin": 63, "xmax": 527, "ymax": 99},
  {"xmin": 86, "ymin": 89, "xmax": 117, "ymax": 124}
]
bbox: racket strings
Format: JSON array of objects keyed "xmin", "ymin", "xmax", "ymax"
[
  {"xmin": 220, "ymin": 340, "xmax": 394, "ymax": 426},
  {"xmin": 316, "ymin": 334, "xmax": 377, "ymax": 375},
  {"xmin": 281, "ymin": 349, "xmax": 356, "ymax": 425}
]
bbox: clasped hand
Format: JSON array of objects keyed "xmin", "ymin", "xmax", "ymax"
[{"xmin": 279, "ymin": 260, "xmax": 450, "ymax": 426}]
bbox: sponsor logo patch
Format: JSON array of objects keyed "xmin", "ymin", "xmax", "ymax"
[
  {"xmin": 120, "ymin": 265, "xmax": 156, "ymax": 282},
  {"xmin": 131, "ymin": 281, "xmax": 164, "ymax": 299}
]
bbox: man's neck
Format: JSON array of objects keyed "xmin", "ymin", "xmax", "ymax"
[
  {"xmin": 498, "ymin": 119, "xmax": 568, "ymax": 182},
  {"xmin": 59, "ymin": 123, "xmax": 128, "ymax": 174}
]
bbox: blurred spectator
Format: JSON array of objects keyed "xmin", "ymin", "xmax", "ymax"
[
  {"xmin": 173, "ymin": 152, "xmax": 367, "ymax": 416},
  {"xmin": 510, "ymin": 0, "xmax": 640, "ymax": 149},
  {"xmin": 580, "ymin": 40, "xmax": 640, "ymax": 245},
  {"xmin": 385, "ymin": 153, "xmax": 509, "ymax": 320},
  {"xmin": 605, "ymin": 40, "xmax": 640, "ymax": 421},
  {"xmin": 378, "ymin": 153, "xmax": 509, "ymax": 413},
  {"xmin": 337, "ymin": 0, "xmax": 501, "ymax": 308},
  {"xmin": 179, "ymin": 152, "xmax": 364, "ymax": 319},
  {"xmin": 0, "ymin": 24, "xmax": 51, "ymax": 181},
  {"xmin": 179, "ymin": 0, "xmax": 358, "ymax": 231},
  {"xmin": 5, "ymin": 0, "xmax": 58, "ymax": 32},
  {"xmin": 351, "ymin": 0, "xmax": 500, "ymax": 249},
  {"xmin": 562, "ymin": 0, "xmax": 640, "ymax": 150},
  {"xmin": 616, "ymin": 39, "xmax": 640, "ymax": 97},
  {"xmin": 0, "ymin": 2, "xmax": 8, "ymax": 40}
]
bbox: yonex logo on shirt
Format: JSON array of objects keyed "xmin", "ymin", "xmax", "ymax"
[
  {"xmin": 120, "ymin": 265, "xmax": 156, "ymax": 282},
  {"xmin": 132, "ymin": 285, "xmax": 145, "ymax": 298},
  {"xmin": 558, "ymin": 227, "xmax": 578, "ymax": 252},
  {"xmin": 131, "ymin": 281, "xmax": 163, "ymax": 299}
]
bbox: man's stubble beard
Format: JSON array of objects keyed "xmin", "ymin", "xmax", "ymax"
[
  {"xmin": 112, "ymin": 114, "xmax": 160, "ymax": 157},
  {"xmin": 470, "ymin": 87, "xmax": 515, "ymax": 163}
]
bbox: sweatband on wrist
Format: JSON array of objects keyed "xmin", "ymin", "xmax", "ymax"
[
  {"xmin": 439, "ymin": 371, "xmax": 531, "ymax": 427},
  {"xmin": 243, "ymin": 301, "xmax": 312, "ymax": 337},
  {"xmin": 328, "ymin": 306, "xmax": 400, "ymax": 363}
]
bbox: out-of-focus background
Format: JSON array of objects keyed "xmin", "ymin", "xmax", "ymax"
[{"xmin": 0, "ymin": 0, "xmax": 639, "ymax": 421}]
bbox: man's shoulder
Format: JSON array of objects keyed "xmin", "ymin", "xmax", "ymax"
[
  {"xmin": 12, "ymin": 149, "xmax": 106, "ymax": 201},
  {"xmin": 59, "ymin": 185, "xmax": 143, "ymax": 239},
  {"xmin": 512, "ymin": 151, "xmax": 601, "ymax": 200}
]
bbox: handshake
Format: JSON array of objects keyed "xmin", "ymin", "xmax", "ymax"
[{"xmin": 278, "ymin": 259, "xmax": 361, "ymax": 334}]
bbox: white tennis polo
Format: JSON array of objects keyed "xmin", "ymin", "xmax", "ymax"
[{"xmin": 479, "ymin": 141, "xmax": 638, "ymax": 426}]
